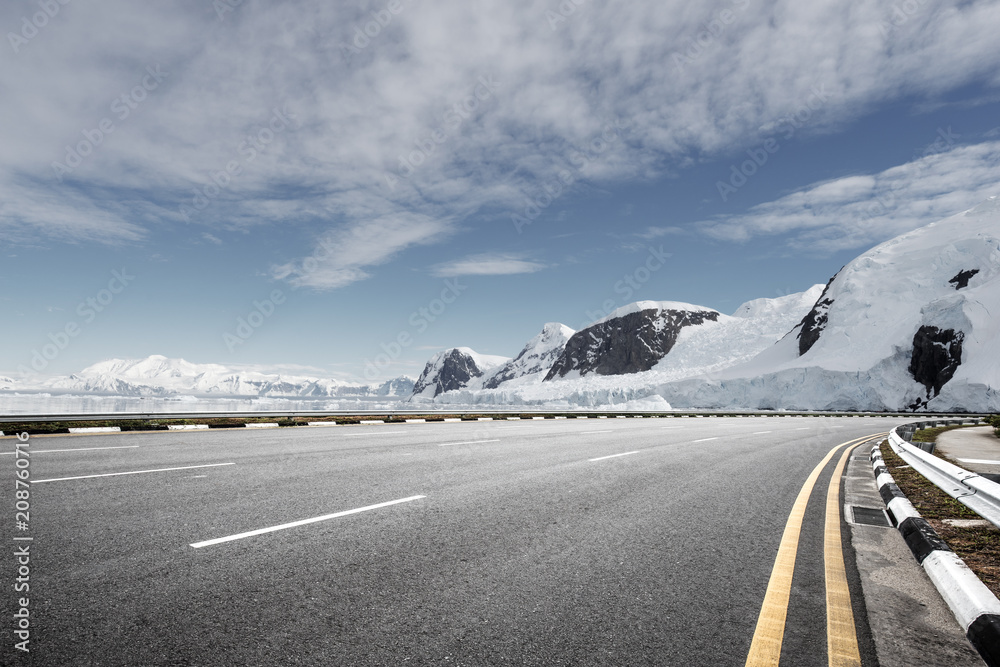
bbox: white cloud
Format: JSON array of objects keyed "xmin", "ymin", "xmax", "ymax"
[
  {"xmin": 0, "ymin": 178, "xmax": 146, "ymax": 245},
  {"xmin": 1, "ymin": 0, "xmax": 1000, "ymax": 278},
  {"xmin": 271, "ymin": 213, "xmax": 452, "ymax": 289},
  {"xmin": 697, "ymin": 141, "xmax": 1000, "ymax": 252},
  {"xmin": 636, "ymin": 226, "xmax": 687, "ymax": 240},
  {"xmin": 430, "ymin": 253, "xmax": 547, "ymax": 278}
]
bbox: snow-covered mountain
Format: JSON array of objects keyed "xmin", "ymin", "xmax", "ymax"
[
  {"xmin": 427, "ymin": 286, "xmax": 824, "ymax": 406},
  {"xmin": 410, "ymin": 348, "xmax": 509, "ymax": 400},
  {"xmin": 484, "ymin": 323, "xmax": 575, "ymax": 389},
  {"xmin": 36, "ymin": 355, "xmax": 414, "ymax": 398},
  {"xmin": 373, "ymin": 376, "xmax": 418, "ymax": 396},
  {"xmin": 652, "ymin": 285, "xmax": 825, "ymax": 378},
  {"xmin": 418, "ymin": 198, "xmax": 999, "ymax": 411},
  {"xmin": 662, "ymin": 196, "xmax": 1000, "ymax": 411},
  {"xmin": 545, "ymin": 302, "xmax": 721, "ymax": 380}
]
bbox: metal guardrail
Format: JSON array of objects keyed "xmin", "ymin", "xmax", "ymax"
[
  {"xmin": 1, "ymin": 410, "xmax": 986, "ymax": 423},
  {"xmin": 888, "ymin": 420, "xmax": 1000, "ymax": 530}
]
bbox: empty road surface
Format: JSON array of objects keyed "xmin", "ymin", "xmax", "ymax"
[{"xmin": 4, "ymin": 415, "xmax": 895, "ymax": 666}]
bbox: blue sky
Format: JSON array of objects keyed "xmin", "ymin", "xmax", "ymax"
[{"xmin": 2, "ymin": 0, "xmax": 1000, "ymax": 383}]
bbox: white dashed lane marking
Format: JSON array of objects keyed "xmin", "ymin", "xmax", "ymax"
[{"xmin": 589, "ymin": 451, "xmax": 640, "ymax": 462}]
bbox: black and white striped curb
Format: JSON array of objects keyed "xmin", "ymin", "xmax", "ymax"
[{"xmin": 871, "ymin": 444, "xmax": 1000, "ymax": 666}]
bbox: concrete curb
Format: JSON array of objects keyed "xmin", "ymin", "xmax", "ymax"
[{"xmin": 871, "ymin": 443, "xmax": 1000, "ymax": 666}]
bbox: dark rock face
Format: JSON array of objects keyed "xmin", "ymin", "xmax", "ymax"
[
  {"xmin": 948, "ymin": 269, "xmax": 980, "ymax": 290},
  {"xmin": 544, "ymin": 308, "xmax": 719, "ymax": 380},
  {"xmin": 411, "ymin": 349, "xmax": 484, "ymax": 397},
  {"xmin": 797, "ymin": 273, "xmax": 838, "ymax": 356},
  {"xmin": 909, "ymin": 326, "xmax": 965, "ymax": 398},
  {"xmin": 484, "ymin": 363, "xmax": 523, "ymax": 389}
]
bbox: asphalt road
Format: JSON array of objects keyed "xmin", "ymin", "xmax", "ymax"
[{"xmin": 3, "ymin": 415, "xmax": 895, "ymax": 666}]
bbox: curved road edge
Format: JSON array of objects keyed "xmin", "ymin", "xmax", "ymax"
[
  {"xmin": 843, "ymin": 441, "xmax": 989, "ymax": 666},
  {"xmin": 870, "ymin": 444, "xmax": 1000, "ymax": 666}
]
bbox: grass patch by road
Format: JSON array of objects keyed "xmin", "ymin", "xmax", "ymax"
[
  {"xmin": 988, "ymin": 414, "xmax": 1000, "ymax": 438},
  {"xmin": 880, "ymin": 441, "xmax": 1000, "ymax": 597}
]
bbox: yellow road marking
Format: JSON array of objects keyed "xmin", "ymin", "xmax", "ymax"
[
  {"xmin": 744, "ymin": 435, "xmax": 877, "ymax": 666},
  {"xmin": 825, "ymin": 445, "xmax": 863, "ymax": 667}
]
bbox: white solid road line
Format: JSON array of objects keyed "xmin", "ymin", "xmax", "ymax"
[
  {"xmin": 753, "ymin": 431, "xmax": 773, "ymax": 435},
  {"xmin": 693, "ymin": 437, "xmax": 719, "ymax": 443},
  {"xmin": 589, "ymin": 451, "xmax": 640, "ymax": 462},
  {"xmin": 340, "ymin": 431, "xmax": 407, "ymax": 437},
  {"xmin": 438, "ymin": 439, "xmax": 501, "ymax": 447},
  {"xmin": 190, "ymin": 495, "xmax": 427, "ymax": 548},
  {"xmin": 959, "ymin": 458, "xmax": 1000, "ymax": 465},
  {"xmin": 0, "ymin": 445, "xmax": 140, "ymax": 455},
  {"xmin": 32, "ymin": 462, "xmax": 235, "ymax": 484}
]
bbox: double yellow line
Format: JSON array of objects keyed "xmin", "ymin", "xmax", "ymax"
[{"xmin": 745, "ymin": 434, "xmax": 885, "ymax": 667}]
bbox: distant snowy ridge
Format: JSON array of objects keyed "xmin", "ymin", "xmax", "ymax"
[
  {"xmin": 410, "ymin": 348, "xmax": 510, "ymax": 399},
  {"xmin": 484, "ymin": 323, "xmax": 575, "ymax": 389},
  {"xmin": 410, "ymin": 323, "xmax": 579, "ymax": 399},
  {"xmin": 37, "ymin": 355, "xmax": 414, "ymax": 398}
]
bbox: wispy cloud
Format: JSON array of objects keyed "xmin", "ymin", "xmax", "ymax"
[
  {"xmin": 272, "ymin": 214, "xmax": 452, "ymax": 290},
  {"xmin": 430, "ymin": 253, "xmax": 547, "ymax": 278},
  {"xmin": 0, "ymin": 178, "xmax": 147, "ymax": 245},
  {"xmin": 636, "ymin": 226, "xmax": 687, "ymax": 240},
  {"xmin": 697, "ymin": 141, "xmax": 1000, "ymax": 252}
]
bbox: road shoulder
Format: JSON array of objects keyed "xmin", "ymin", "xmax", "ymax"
[{"xmin": 844, "ymin": 445, "xmax": 984, "ymax": 666}]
